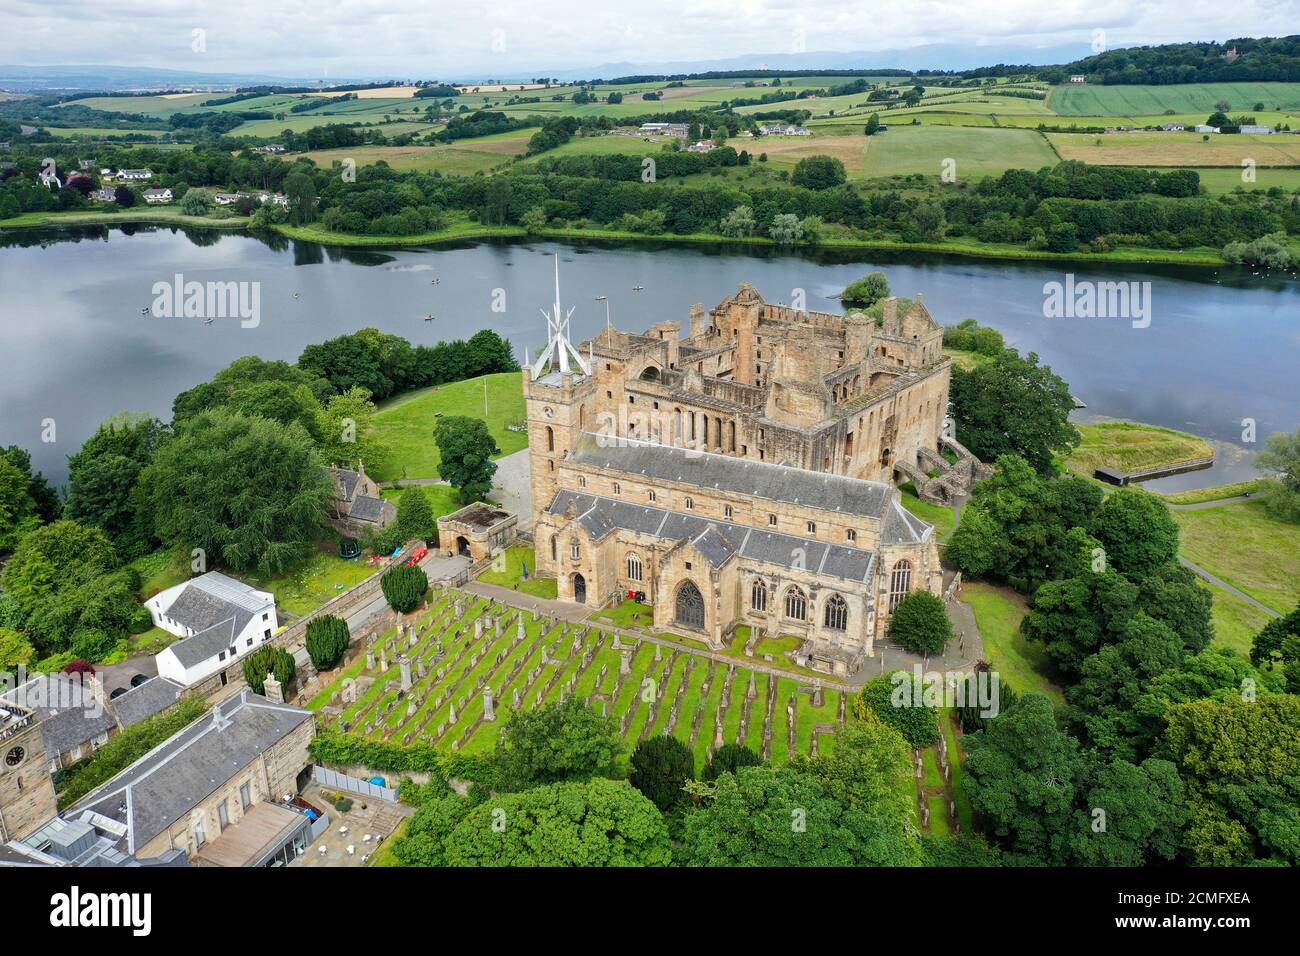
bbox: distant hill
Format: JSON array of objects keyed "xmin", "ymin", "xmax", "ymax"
[
  {"xmin": 1036, "ymin": 35, "xmax": 1300, "ymax": 85},
  {"xmin": 0, "ymin": 64, "xmax": 361, "ymax": 93}
]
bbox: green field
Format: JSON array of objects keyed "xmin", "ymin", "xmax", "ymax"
[
  {"xmin": 1050, "ymin": 82, "xmax": 1300, "ymax": 117},
  {"xmin": 369, "ymin": 371, "xmax": 526, "ymax": 482},
  {"xmin": 475, "ymin": 545, "xmax": 557, "ymax": 599},
  {"xmin": 862, "ymin": 126, "xmax": 1059, "ymax": 181},
  {"xmin": 1172, "ymin": 499, "xmax": 1300, "ymax": 615},
  {"xmin": 1065, "ymin": 421, "xmax": 1213, "ymax": 478},
  {"xmin": 1050, "ymin": 131, "xmax": 1300, "ymax": 167},
  {"xmin": 1175, "ymin": 166, "xmax": 1300, "ymax": 195},
  {"xmin": 301, "ymin": 129, "xmax": 533, "ymax": 176},
  {"xmin": 959, "ymin": 581, "xmax": 1063, "ymax": 703},
  {"xmin": 309, "ymin": 588, "xmax": 844, "ymax": 772}
]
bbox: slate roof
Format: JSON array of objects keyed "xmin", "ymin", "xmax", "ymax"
[
  {"xmin": 881, "ymin": 498, "xmax": 931, "ymax": 545},
  {"xmin": 159, "ymin": 572, "xmax": 273, "ymax": 670},
  {"xmin": 333, "ymin": 467, "xmax": 361, "ymax": 502},
  {"xmin": 568, "ymin": 433, "xmax": 894, "ymax": 519},
  {"xmin": 548, "ymin": 490, "xmax": 877, "ymax": 583},
  {"xmin": 71, "ymin": 692, "xmax": 312, "ymax": 856},
  {"xmin": 110, "ymin": 677, "xmax": 187, "ymax": 728},
  {"xmin": 0, "ymin": 675, "xmax": 116, "ymax": 757},
  {"xmin": 170, "ymin": 617, "xmax": 244, "ymax": 669},
  {"xmin": 349, "ymin": 494, "xmax": 385, "ymax": 523}
]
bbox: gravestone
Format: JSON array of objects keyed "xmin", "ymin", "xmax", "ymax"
[
  {"xmin": 483, "ymin": 687, "xmax": 496, "ymax": 721},
  {"xmin": 399, "ymin": 656, "xmax": 412, "ymax": 692},
  {"xmin": 620, "ymin": 649, "xmax": 632, "ymax": 676}
]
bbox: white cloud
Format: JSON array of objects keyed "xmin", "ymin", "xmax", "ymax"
[{"xmin": 1, "ymin": 0, "xmax": 1295, "ymax": 78}]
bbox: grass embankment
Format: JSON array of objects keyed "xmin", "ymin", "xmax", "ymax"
[
  {"xmin": 900, "ymin": 490, "xmax": 956, "ymax": 540},
  {"xmin": 1172, "ymin": 499, "xmax": 1299, "ymax": 615},
  {"xmin": 0, "ymin": 207, "xmax": 250, "ymax": 231},
  {"xmin": 1065, "ymin": 421, "xmax": 1213, "ymax": 478},
  {"xmin": 369, "ymin": 371, "xmax": 526, "ymax": 482},
  {"xmin": 958, "ymin": 581, "xmax": 1063, "ymax": 704},
  {"xmin": 1160, "ymin": 480, "xmax": 1263, "ymax": 505}
]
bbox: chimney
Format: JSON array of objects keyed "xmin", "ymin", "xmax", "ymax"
[
  {"xmin": 262, "ymin": 674, "xmax": 284, "ymax": 704},
  {"xmin": 882, "ymin": 297, "xmax": 898, "ymax": 329},
  {"xmin": 915, "ymin": 292, "xmax": 923, "ymax": 305}
]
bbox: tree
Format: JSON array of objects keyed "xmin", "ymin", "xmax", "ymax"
[
  {"xmin": 1250, "ymin": 607, "xmax": 1300, "ymax": 691},
  {"xmin": 227, "ymin": 380, "xmax": 321, "ymax": 436},
  {"xmin": 701, "ymin": 742, "xmax": 763, "ymax": 781},
  {"xmin": 1062, "ymin": 756, "xmax": 1187, "ymax": 866},
  {"xmin": 949, "ymin": 348, "xmax": 1079, "ymax": 474},
  {"xmin": 963, "ymin": 694, "xmax": 1081, "ymax": 864},
  {"xmin": 887, "ymin": 591, "xmax": 954, "ymax": 655},
  {"xmin": 396, "ymin": 487, "xmax": 436, "ymax": 543},
  {"xmin": 1089, "ymin": 488, "xmax": 1179, "ymax": 579},
  {"xmin": 864, "ymin": 112, "xmax": 881, "ymax": 135},
  {"xmin": 520, "ymin": 206, "xmax": 547, "ymax": 234},
  {"xmin": 791, "ymin": 155, "xmax": 847, "ymax": 190},
  {"xmin": 768, "ymin": 213, "xmax": 802, "ymax": 244},
  {"xmin": 627, "ymin": 735, "xmax": 695, "ymax": 813},
  {"xmin": 315, "ymin": 387, "xmax": 389, "ymax": 476},
  {"xmin": 904, "ymin": 202, "xmax": 946, "ymax": 242},
  {"xmin": 283, "ymin": 170, "xmax": 317, "ymax": 226},
  {"xmin": 242, "ymin": 645, "xmax": 295, "ymax": 696},
  {"xmin": 0, "ymin": 457, "xmax": 40, "ymax": 553},
  {"xmin": 305, "ymin": 614, "xmax": 351, "ymax": 671},
  {"xmin": 841, "ymin": 271, "xmax": 889, "ymax": 307},
  {"xmin": 142, "ymin": 409, "xmax": 331, "ymax": 575},
  {"xmin": 854, "ymin": 673, "xmax": 940, "ymax": 747},
  {"xmin": 678, "ymin": 765, "xmax": 913, "ymax": 866},
  {"xmin": 1159, "ymin": 695, "xmax": 1300, "ymax": 865},
  {"xmin": 1021, "ymin": 568, "xmax": 1139, "ymax": 679},
  {"xmin": 381, "ymin": 563, "xmax": 428, "ymax": 613},
  {"xmin": 0, "ymin": 627, "xmax": 34, "ymax": 671},
  {"xmin": 180, "ymin": 187, "xmax": 215, "ymax": 216},
  {"xmin": 1, "ymin": 520, "xmax": 119, "ymax": 621},
  {"xmin": 433, "ymin": 415, "xmax": 497, "ymax": 503},
  {"xmin": 0, "ymin": 445, "xmax": 60, "ymax": 523},
  {"xmin": 443, "ymin": 778, "xmax": 672, "ymax": 866},
  {"xmin": 63, "ymin": 414, "xmax": 164, "ymax": 555},
  {"xmin": 492, "ymin": 697, "xmax": 622, "ymax": 792},
  {"xmin": 719, "ymin": 204, "xmax": 755, "ymax": 238},
  {"xmin": 1255, "ymin": 427, "xmax": 1300, "ymax": 522}
]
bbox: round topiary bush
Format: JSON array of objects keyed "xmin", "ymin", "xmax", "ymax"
[
  {"xmin": 242, "ymin": 645, "xmax": 295, "ymax": 696},
  {"xmin": 888, "ymin": 590, "xmax": 955, "ymax": 656},
  {"xmin": 628, "ymin": 735, "xmax": 695, "ymax": 813},
  {"xmin": 381, "ymin": 564, "xmax": 428, "ymax": 613},
  {"xmin": 305, "ymin": 614, "xmax": 351, "ymax": 671},
  {"xmin": 701, "ymin": 742, "xmax": 763, "ymax": 781}
]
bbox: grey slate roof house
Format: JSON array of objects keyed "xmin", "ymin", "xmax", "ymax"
[
  {"xmin": 327, "ymin": 462, "xmax": 396, "ymax": 536},
  {"xmin": 147, "ymin": 572, "xmax": 279, "ymax": 687}
]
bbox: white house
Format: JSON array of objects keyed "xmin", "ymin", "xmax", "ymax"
[
  {"xmin": 116, "ymin": 168, "xmax": 153, "ymax": 181},
  {"xmin": 1194, "ymin": 125, "xmax": 1219, "ymax": 134},
  {"xmin": 150, "ymin": 572, "xmax": 278, "ymax": 687},
  {"xmin": 90, "ymin": 187, "xmax": 117, "ymax": 203},
  {"xmin": 758, "ymin": 123, "xmax": 811, "ymax": 136},
  {"xmin": 143, "ymin": 187, "xmax": 172, "ymax": 204},
  {"xmin": 1239, "ymin": 125, "xmax": 1276, "ymax": 135},
  {"xmin": 1069, "ymin": 75, "xmax": 1087, "ymax": 84}
]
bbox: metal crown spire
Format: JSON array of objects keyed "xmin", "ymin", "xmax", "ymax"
[{"xmin": 529, "ymin": 254, "xmax": 590, "ymax": 380}]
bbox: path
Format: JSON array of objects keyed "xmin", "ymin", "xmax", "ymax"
[
  {"xmin": 1167, "ymin": 494, "xmax": 1255, "ymax": 510},
  {"xmin": 1178, "ymin": 556, "xmax": 1279, "ymax": 619}
]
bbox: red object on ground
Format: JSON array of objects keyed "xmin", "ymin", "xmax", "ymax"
[{"xmin": 406, "ymin": 546, "xmax": 429, "ymax": 566}]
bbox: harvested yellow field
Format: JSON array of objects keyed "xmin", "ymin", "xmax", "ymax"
[
  {"xmin": 1048, "ymin": 131, "xmax": 1300, "ymax": 166},
  {"xmin": 305, "ymin": 85, "xmax": 421, "ymax": 98},
  {"xmin": 455, "ymin": 82, "xmax": 548, "ymax": 93},
  {"xmin": 752, "ymin": 133, "xmax": 870, "ymax": 178}
]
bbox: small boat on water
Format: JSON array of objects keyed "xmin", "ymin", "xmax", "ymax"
[
  {"xmin": 632, "ymin": 284, "xmax": 644, "ymax": 291},
  {"xmin": 140, "ymin": 307, "xmax": 150, "ymax": 315},
  {"xmin": 423, "ymin": 314, "xmax": 436, "ymax": 322}
]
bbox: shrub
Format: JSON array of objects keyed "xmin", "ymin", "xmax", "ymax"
[
  {"xmin": 381, "ymin": 564, "xmax": 428, "ymax": 613},
  {"xmin": 242, "ymin": 645, "xmax": 295, "ymax": 696},
  {"xmin": 888, "ymin": 591, "xmax": 954, "ymax": 655},
  {"xmin": 305, "ymin": 614, "xmax": 351, "ymax": 671},
  {"xmin": 701, "ymin": 742, "xmax": 763, "ymax": 781},
  {"xmin": 627, "ymin": 735, "xmax": 695, "ymax": 813},
  {"xmin": 854, "ymin": 672, "xmax": 940, "ymax": 747}
]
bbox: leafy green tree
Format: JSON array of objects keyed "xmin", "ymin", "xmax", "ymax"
[
  {"xmin": 950, "ymin": 349, "xmax": 1079, "ymax": 475},
  {"xmin": 283, "ymin": 170, "xmax": 317, "ymax": 226},
  {"xmin": 433, "ymin": 415, "xmax": 497, "ymax": 503},
  {"xmin": 520, "ymin": 206, "xmax": 547, "ymax": 234},
  {"xmin": 305, "ymin": 614, "xmax": 351, "ymax": 671},
  {"xmin": 173, "ymin": 356, "xmax": 331, "ymax": 422},
  {"xmin": 0, "ymin": 445, "xmax": 60, "ymax": 523},
  {"xmin": 396, "ymin": 487, "xmax": 436, "ymax": 542},
  {"xmin": 841, "ymin": 271, "xmax": 889, "ymax": 307},
  {"xmin": 768, "ymin": 213, "xmax": 803, "ymax": 244},
  {"xmin": 226, "ymin": 380, "xmax": 322, "ymax": 437},
  {"xmin": 180, "ymin": 187, "xmax": 215, "ymax": 216},
  {"xmin": 1089, "ymin": 488, "xmax": 1180, "ymax": 579},
  {"xmin": 444, "ymin": 778, "xmax": 672, "ymax": 866},
  {"xmin": 142, "ymin": 409, "xmax": 331, "ymax": 575},
  {"xmin": 63, "ymin": 414, "xmax": 164, "ymax": 555},
  {"xmin": 791, "ymin": 155, "xmax": 847, "ymax": 190},
  {"xmin": 1159, "ymin": 694, "xmax": 1300, "ymax": 865},
  {"xmin": 1132, "ymin": 647, "xmax": 1264, "ymax": 758},
  {"xmin": 315, "ymin": 387, "xmax": 388, "ymax": 475},
  {"xmin": 963, "ymin": 693, "xmax": 1081, "ymax": 864},
  {"xmin": 719, "ymin": 204, "xmax": 755, "ymax": 238},
  {"xmin": 1, "ymin": 520, "xmax": 119, "ymax": 621},
  {"xmin": 0, "ymin": 457, "xmax": 40, "ymax": 553},
  {"xmin": 1255, "ymin": 427, "xmax": 1300, "ymax": 522},
  {"xmin": 864, "ymin": 112, "xmax": 881, "ymax": 135},
  {"xmin": 242, "ymin": 645, "xmax": 295, "ymax": 696},
  {"xmin": 0, "ymin": 627, "xmax": 35, "ymax": 671},
  {"xmin": 701, "ymin": 742, "xmax": 763, "ymax": 781},
  {"xmin": 393, "ymin": 793, "xmax": 472, "ymax": 867},
  {"xmin": 1250, "ymin": 607, "xmax": 1300, "ymax": 691},
  {"xmin": 679, "ymin": 765, "xmax": 912, "ymax": 866},
  {"xmin": 888, "ymin": 590, "xmax": 954, "ymax": 655},
  {"xmin": 1062, "ymin": 756, "xmax": 1187, "ymax": 866},
  {"xmin": 492, "ymin": 697, "xmax": 623, "ymax": 792},
  {"xmin": 381, "ymin": 564, "xmax": 428, "ymax": 613},
  {"xmin": 853, "ymin": 672, "xmax": 940, "ymax": 747},
  {"xmin": 1021, "ymin": 568, "xmax": 1139, "ymax": 679},
  {"xmin": 628, "ymin": 735, "xmax": 695, "ymax": 813}
]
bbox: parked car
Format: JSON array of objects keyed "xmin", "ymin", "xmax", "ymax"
[
  {"xmin": 129, "ymin": 673, "xmax": 151, "ymax": 688},
  {"xmin": 406, "ymin": 546, "xmax": 429, "ymax": 567}
]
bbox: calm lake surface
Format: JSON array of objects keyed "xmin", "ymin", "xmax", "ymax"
[{"xmin": 1, "ymin": 224, "xmax": 1296, "ymax": 488}]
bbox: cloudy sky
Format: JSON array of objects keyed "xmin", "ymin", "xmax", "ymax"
[{"xmin": 3, "ymin": 0, "xmax": 1297, "ymax": 78}]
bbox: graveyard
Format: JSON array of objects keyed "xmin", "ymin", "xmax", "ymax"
[{"xmin": 306, "ymin": 586, "xmax": 847, "ymax": 773}]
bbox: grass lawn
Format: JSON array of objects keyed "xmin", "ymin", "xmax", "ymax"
[
  {"xmin": 1172, "ymin": 499, "xmax": 1300, "ymax": 614},
  {"xmin": 300, "ymin": 130, "xmax": 534, "ymax": 176},
  {"xmin": 245, "ymin": 552, "xmax": 377, "ymax": 617},
  {"xmin": 861, "ymin": 126, "xmax": 1058, "ymax": 181},
  {"xmin": 925, "ymin": 795, "xmax": 951, "ymax": 836},
  {"xmin": 378, "ymin": 484, "xmax": 463, "ymax": 522},
  {"xmin": 1065, "ymin": 421, "xmax": 1213, "ymax": 478},
  {"xmin": 1160, "ymin": 480, "xmax": 1263, "ymax": 505},
  {"xmin": 1049, "ymin": 81, "xmax": 1300, "ymax": 117},
  {"xmin": 1206, "ymin": 582, "xmax": 1274, "ymax": 657},
  {"xmin": 941, "ymin": 709, "xmax": 974, "ymax": 834},
  {"xmin": 959, "ymin": 581, "xmax": 1063, "ymax": 704},
  {"xmin": 129, "ymin": 626, "xmax": 175, "ymax": 657},
  {"xmin": 943, "ymin": 347, "xmax": 994, "ymax": 371},
  {"xmin": 1178, "ymin": 166, "xmax": 1300, "ymax": 196},
  {"xmin": 1048, "ymin": 131, "xmax": 1300, "ymax": 167},
  {"xmin": 369, "ymin": 371, "xmax": 526, "ymax": 482},
  {"xmin": 901, "ymin": 489, "xmax": 955, "ymax": 540},
  {"xmin": 475, "ymin": 545, "xmax": 557, "ymax": 599},
  {"xmin": 591, "ymin": 597, "xmax": 657, "ymax": 630}
]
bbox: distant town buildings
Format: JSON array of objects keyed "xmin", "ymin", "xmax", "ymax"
[
  {"xmin": 143, "ymin": 187, "xmax": 173, "ymax": 203},
  {"xmin": 1069, "ymin": 74, "xmax": 1087, "ymax": 83},
  {"xmin": 115, "ymin": 168, "xmax": 152, "ymax": 181},
  {"xmin": 686, "ymin": 139, "xmax": 717, "ymax": 153},
  {"xmin": 638, "ymin": 122, "xmax": 688, "ymax": 137},
  {"xmin": 758, "ymin": 123, "xmax": 811, "ymax": 137}
]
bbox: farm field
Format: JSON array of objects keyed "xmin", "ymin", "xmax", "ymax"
[
  {"xmin": 1049, "ymin": 81, "xmax": 1300, "ymax": 117},
  {"xmin": 45, "ymin": 126, "xmax": 169, "ymax": 138},
  {"xmin": 308, "ymin": 589, "xmax": 845, "ymax": 773},
  {"xmin": 516, "ymin": 132, "xmax": 667, "ymax": 165},
  {"xmin": 369, "ymin": 372, "xmax": 527, "ymax": 483},
  {"xmin": 1049, "ymin": 131, "xmax": 1300, "ymax": 166},
  {"xmin": 862, "ymin": 125, "xmax": 1058, "ymax": 180},
  {"xmin": 301, "ymin": 130, "xmax": 532, "ymax": 175},
  {"xmin": 56, "ymin": 92, "xmax": 221, "ymax": 116},
  {"xmin": 1181, "ymin": 165, "xmax": 1300, "ymax": 194}
]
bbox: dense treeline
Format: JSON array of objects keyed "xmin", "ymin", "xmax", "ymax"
[{"xmin": 1046, "ymin": 35, "xmax": 1300, "ymax": 85}]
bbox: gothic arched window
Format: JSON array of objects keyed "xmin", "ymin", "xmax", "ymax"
[
  {"xmin": 824, "ymin": 594, "xmax": 848, "ymax": 631},
  {"xmin": 889, "ymin": 560, "xmax": 912, "ymax": 611},
  {"xmin": 751, "ymin": 579, "xmax": 768, "ymax": 612},
  {"xmin": 675, "ymin": 581, "xmax": 705, "ymax": 630},
  {"xmin": 626, "ymin": 552, "xmax": 643, "ymax": 582},
  {"xmin": 784, "ymin": 587, "xmax": 807, "ymax": 621}
]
